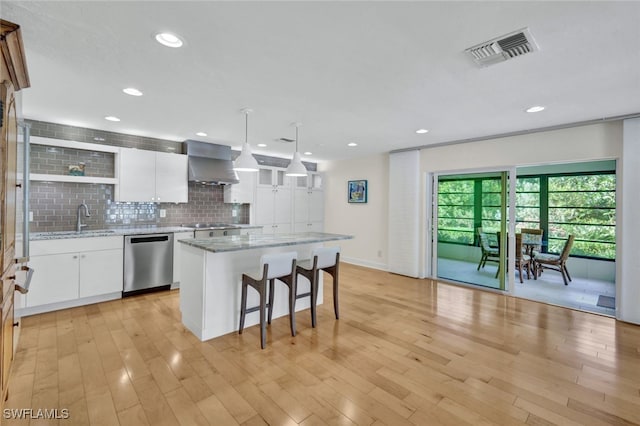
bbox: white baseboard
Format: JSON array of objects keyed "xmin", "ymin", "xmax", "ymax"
[
  {"xmin": 341, "ymin": 256, "xmax": 388, "ymax": 272},
  {"xmin": 16, "ymin": 292, "xmax": 122, "ymax": 317}
]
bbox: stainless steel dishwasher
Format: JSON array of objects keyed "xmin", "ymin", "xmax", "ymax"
[{"xmin": 123, "ymin": 233, "xmax": 173, "ymax": 296}]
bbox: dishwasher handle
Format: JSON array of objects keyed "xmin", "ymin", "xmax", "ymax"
[{"xmin": 129, "ymin": 235, "xmax": 170, "ymax": 244}]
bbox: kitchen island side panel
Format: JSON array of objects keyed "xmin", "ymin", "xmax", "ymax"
[
  {"xmin": 180, "ymin": 244, "xmax": 206, "ymax": 340},
  {"xmin": 180, "ymin": 243, "xmax": 322, "ymax": 341}
]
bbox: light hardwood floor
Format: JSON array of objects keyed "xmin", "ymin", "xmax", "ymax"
[{"xmin": 4, "ymin": 263, "xmax": 640, "ymax": 425}]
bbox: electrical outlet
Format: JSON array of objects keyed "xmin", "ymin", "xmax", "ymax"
[
  {"xmin": 377, "ymin": 249, "xmax": 382, "ymax": 257},
  {"xmin": 159, "ymin": 209, "xmax": 166, "ymax": 218},
  {"xmin": 29, "ymin": 211, "xmax": 33, "ymax": 222},
  {"xmin": 232, "ymin": 209, "xmax": 238, "ymax": 217}
]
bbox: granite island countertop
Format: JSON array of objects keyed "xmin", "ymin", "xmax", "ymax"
[{"xmin": 179, "ymin": 232, "xmax": 353, "ymax": 253}]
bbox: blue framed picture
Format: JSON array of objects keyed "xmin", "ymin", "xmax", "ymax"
[{"xmin": 348, "ymin": 180, "xmax": 367, "ymax": 203}]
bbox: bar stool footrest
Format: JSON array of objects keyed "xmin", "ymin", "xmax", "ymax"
[{"xmin": 244, "ymin": 304, "xmax": 271, "ymax": 314}]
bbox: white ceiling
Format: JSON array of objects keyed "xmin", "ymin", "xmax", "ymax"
[{"xmin": 3, "ymin": 1, "xmax": 640, "ymax": 163}]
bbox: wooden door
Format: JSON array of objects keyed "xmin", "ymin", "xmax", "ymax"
[{"xmin": 1, "ymin": 82, "xmax": 18, "ymax": 274}]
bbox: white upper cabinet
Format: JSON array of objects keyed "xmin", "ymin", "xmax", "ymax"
[
  {"xmin": 117, "ymin": 148, "xmax": 188, "ymax": 203},
  {"xmin": 293, "ymin": 172, "xmax": 324, "ymax": 232},
  {"xmin": 254, "ymin": 166, "xmax": 292, "ymax": 234},
  {"xmin": 224, "ymin": 170, "xmax": 256, "ymax": 204},
  {"xmin": 155, "ymin": 151, "xmax": 188, "ymax": 203}
]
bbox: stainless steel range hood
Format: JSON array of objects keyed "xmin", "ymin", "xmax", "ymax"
[{"xmin": 184, "ymin": 140, "xmax": 239, "ymax": 185}]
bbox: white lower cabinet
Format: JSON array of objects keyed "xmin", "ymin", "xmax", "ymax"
[
  {"xmin": 26, "ymin": 236, "xmax": 123, "ymax": 310},
  {"xmin": 27, "ymin": 253, "xmax": 79, "ymax": 306},
  {"xmin": 79, "ymin": 249, "xmax": 123, "ymax": 298}
]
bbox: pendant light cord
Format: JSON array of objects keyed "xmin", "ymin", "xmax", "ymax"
[
  {"xmin": 245, "ymin": 112, "xmax": 249, "ymax": 144},
  {"xmin": 295, "ymin": 125, "xmax": 299, "ymax": 153}
]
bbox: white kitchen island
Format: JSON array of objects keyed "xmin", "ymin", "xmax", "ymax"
[{"xmin": 178, "ymin": 232, "xmax": 352, "ymax": 341}]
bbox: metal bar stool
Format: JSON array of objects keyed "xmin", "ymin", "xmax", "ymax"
[
  {"xmin": 296, "ymin": 246, "xmax": 340, "ymax": 327},
  {"xmin": 239, "ymin": 251, "xmax": 297, "ymax": 349}
]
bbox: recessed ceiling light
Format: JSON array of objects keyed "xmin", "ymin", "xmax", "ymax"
[
  {"xmin": 123, "ymin": 87, "xmax": 143, "ymax": 96},
  {"xmin": 196, "ymin": 132, "xmax": 207, "ymax": 137},
  {"xmin": 155, "ymin": 32, "xmax": 183, "ymax": 48},
  {"xmin": 526, "ymin": 105, "xmax": 545, "ymax": 113},
  {"xmin": 257, "ymin": 143, "xmax": 267, "ymax": 147},
  {"xmin": 93, "ymin": 137, "xmax": 105, "ymax": 141},
  {"xmin": 347, "ymin": 142, "xmax": 358, "ymax": 147},
  {"xmin": 416, "ymin": 129, "xmax": 429, "ymax": 134},
  {"xmin": 104, "ymin": 116, "xmax": 120, "ymax": 122},
  {"xmin": 303, "ymin": 151, "xmax": 313, "ymax": 156}
]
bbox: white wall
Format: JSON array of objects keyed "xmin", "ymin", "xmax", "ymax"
[
  {"xmin": 319, "ymin": 153, "xmax": 389, "ymax": 270},
  {"xmin": 421, "ymin": 122, "xmax": 622, "ymax": 171}
]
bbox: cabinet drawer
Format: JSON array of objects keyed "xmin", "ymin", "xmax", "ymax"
[{"xmin": 31, "ymin": 236, "xmax": 123, "ymax": 256}]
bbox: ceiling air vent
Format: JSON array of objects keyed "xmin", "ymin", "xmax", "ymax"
[{"xmin": 465, "ymin": 27, "xmax": 539, "ymax": 67}]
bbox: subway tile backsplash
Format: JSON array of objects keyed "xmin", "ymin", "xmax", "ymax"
[{"xmin": 27, "ymin": 120, "xmax": 257, "ymax": 232}]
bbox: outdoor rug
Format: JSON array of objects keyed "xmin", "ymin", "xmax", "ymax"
[{"xmin": 596, "ymin": 295, "xmax": 615, "ymax": 309}]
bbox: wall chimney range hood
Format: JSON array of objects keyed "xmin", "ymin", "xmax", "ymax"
[{"xmin": 184, "ymin": 140, "xmax": 240, "ymax": 185}]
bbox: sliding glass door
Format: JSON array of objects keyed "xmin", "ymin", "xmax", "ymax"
[{"xmin": 433, "ymin": 171, "xmax": 509, "ymax": 290}]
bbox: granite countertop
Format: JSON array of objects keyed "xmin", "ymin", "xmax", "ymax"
[
  {"xmin": 179, "ymin": 232, "xmax": 353, "ymax": 253},
  {"xmin": 30, "ymin": 226, "xmax": 193, "ymax": 240},
  {"xmin": 29, "ymin": 224, "xmax": 264, "ymax": 241}
]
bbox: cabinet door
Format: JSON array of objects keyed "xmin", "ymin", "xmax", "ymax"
[
  {"xmin": 254, "ymin": 187, "xmax": 275, "ymax": 225},
  {"xmin": 293, "ymin": 188, "xmax": 309, "ymax": 224},
  {"xmin": 272, "ymin": 223, "xmax": 291, "ymax": 234},
  {"xmin": 273, "ymin": 187, "xmax": 292, "ymax": 224},
  {"xmin": 118, "ymin": 148, "xmax": 156, "ymax": 202},
  {"xmin": 79, "ymin": 249, "xmax": 123, "ymax": 298},
  {"xmin": 224, "ymin": 171, "xmax": 255, "ymax": 204},
  {"xmin": 155, "ymin": 152, "xmax": 188, "ymax": 203},
  {"xmin": 308, "ymin": 190, "xmax": 324, "ymax": 223},
  {"xmin": 26, "ymin": 254, "xmax": 79, "ymax": 307}
]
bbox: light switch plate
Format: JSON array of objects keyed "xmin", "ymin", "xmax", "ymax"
[
  {"xmin": 160, "ymin": 209, "xmax": 166, "ymax": 218},
  {"xmin": 29, "ymin": 211, "xmax": 33, "ymax": 222}
]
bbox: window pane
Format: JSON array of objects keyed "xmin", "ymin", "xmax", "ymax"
[
  {"xmin": 548, "ymin": 207, "xmax": 615, "ymax": 225},
  {"xmin": 439, "ymin": 180, "xmax": 473, "ymax": 193},
  {"xmin": 516, "ymin": 177, "xmax": 540, "ymax": 192},
  {"xmin": 438, "ymin": 230, "xmax": 474, "ymax": 244},
  {"xmin": 482, "ymin": 193, "xmax": 501, "ymax": 206},
  {"xmin": 549, "ymin": 175, "xmax": 615, "ymax": 191},
  {"xmin": 439, "ymin": 193, "xmax": 474, "ymax": 206},
  {"xmin": 482, "ymin": 179, "xmax": 501, "ymax": 192},
  {"xmin": 548, "ymin": 224, "xmax": 615, "ymax": 242},
  {"xmin": 516, "ymin": 192, "xmax": 539, "ymax": 207},
  {"xmin": 516, "ymin": 207, "xmax": 540, "ymax": 222}
]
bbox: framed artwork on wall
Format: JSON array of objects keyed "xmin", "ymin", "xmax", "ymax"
[{"xmin": 348, "ymin": 180, "xmax": 367, "ymax": 203}]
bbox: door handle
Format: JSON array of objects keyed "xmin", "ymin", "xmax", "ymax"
[{"xmin": 15, "ymin": 265, "xmax": 34, "ymax": 294}]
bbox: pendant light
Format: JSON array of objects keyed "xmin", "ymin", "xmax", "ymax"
[
  {"xmin": 233, "ymin": 108, "xmax": 259, "ymax": 172},
  {"xmin": 285, "ymin": 123, "xmax": 308, "ymax": 177}
]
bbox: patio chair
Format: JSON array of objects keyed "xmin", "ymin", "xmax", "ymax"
[
  {"xmin": 534, "ymin": 235, "xmax": 575, "ymax": 285},
  {"xmin": 477, "ymin": 230, "xmax": 499, "ymax": 270}
]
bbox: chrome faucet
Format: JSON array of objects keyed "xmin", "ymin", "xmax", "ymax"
[{"xmin": 76, "ymin": 202, "xmax": 91, "ymax": 232}]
